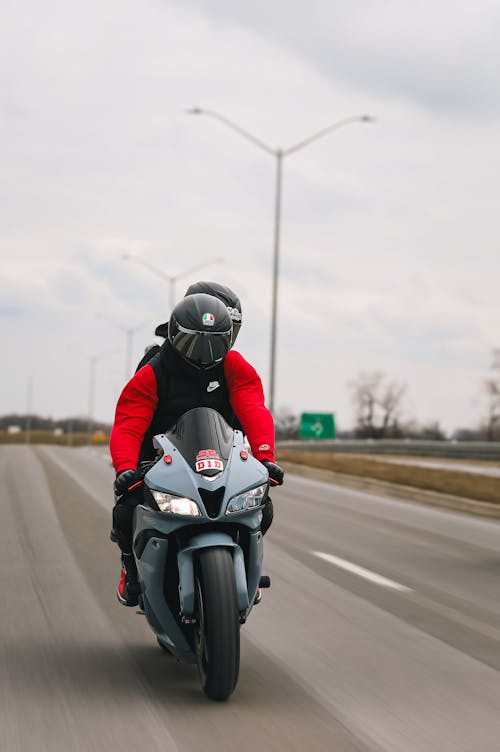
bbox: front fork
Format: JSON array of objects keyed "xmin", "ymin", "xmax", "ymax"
[{"xmin": 177, "ymin": 529, "xmax": 263, "ymax": 622}]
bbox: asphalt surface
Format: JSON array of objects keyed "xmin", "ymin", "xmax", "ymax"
[{"xmin": 2, "ymin": 444, "xmax": 500, "ymax": 751}]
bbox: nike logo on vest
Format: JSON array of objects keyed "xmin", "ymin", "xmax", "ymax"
[{"xmin": 207, "ymin": 381, "xmax": 220, "ymax": 393}]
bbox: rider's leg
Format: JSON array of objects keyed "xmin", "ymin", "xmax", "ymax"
[{"xmin": 112, "ymin": 491, "xmax": 142, "ymax": 606}]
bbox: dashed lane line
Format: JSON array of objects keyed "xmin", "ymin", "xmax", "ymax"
[{"xmin": 314, "ymin": 551, "xmax": 414, "ymax": 592}]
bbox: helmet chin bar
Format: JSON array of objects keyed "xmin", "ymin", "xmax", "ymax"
[{"xmin": 181, "ymin": 354, "xmax": 225, "ymax": 371}]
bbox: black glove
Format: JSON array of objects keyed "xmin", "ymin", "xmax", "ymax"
[
  {"xmin": 114, "ymin": 469, "xmax": 139, "ymax": 500},
  {"xmin": 261, "ymin": 460, "xmax": 284, "ymax": 487}
]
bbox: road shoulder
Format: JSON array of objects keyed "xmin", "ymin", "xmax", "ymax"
[{"xmin": 281, "ymin": 461, "xmax": 500, "ymax": 520}]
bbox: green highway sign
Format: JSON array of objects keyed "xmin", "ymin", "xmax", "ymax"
[{"xmin": 299, "ymin": 413, "xmax": 335, "ymax": 439}]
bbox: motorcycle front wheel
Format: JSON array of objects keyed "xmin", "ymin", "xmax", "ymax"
[{"xmin": 195, "ymin": 547, "xmax": 240, "ymax": 701}]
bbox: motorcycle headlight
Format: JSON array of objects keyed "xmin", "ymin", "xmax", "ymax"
[
  {"xmin": 226, "ymin": 483, "xmax": 267, "ymax": 514},
  {"xmin": 150, "ymin": 491, "xmax": 201, "ymax": 516}
]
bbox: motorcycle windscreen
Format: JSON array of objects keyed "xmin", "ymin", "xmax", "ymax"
[{"xmin": 166, "ymin": 407, "xmax": 234, "ymax": 477}]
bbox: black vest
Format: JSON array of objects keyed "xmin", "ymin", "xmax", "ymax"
[{"xmin": 139, "ymin": 342, "xmax": 238, "ymax": 462}]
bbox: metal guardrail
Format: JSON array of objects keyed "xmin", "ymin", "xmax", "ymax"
[{"xmin": 277, "ymin": 439, "xmax": 500, "ymax": 462}]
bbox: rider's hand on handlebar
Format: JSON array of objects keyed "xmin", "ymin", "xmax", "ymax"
[
  {"xmin": 261, "ymin": 460, "xmax": 284, "ymax": 486},
  {"xmin": 114, "ymin": 468, "xmax": 140, "ymax": 499}
]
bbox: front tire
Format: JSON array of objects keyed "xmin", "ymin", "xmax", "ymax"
[{"xmin": 195, "ymin": 547, "xmax": 240, "ymax": 701}]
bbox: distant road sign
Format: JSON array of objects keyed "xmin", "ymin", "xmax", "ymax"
[{"xmin": 299, "ymin": 413, "xmax": 335, "ymax": 439}]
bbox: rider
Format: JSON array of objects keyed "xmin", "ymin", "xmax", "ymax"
[
  {"xmin": 154, "ymin": 280, "xmax": 243, "ymax": 342},
  {"xmin": 135, "ymin": 280, "xmax": 243, "ymax": 372},
  {"xmin": 110, "ymin": 292, "xmax": 284, "ymax": 606}
]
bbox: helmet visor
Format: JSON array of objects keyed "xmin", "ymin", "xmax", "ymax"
[
  {"xmin": 230, "ymin": 320, "xmax": 241, "ymax": 347},
  {"xmin": 171, "ymin": 324, "xmax": 232, "ymax": 368}
]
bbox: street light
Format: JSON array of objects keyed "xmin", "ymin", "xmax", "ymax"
[
  {"xmin": 25, "ymin": 375, "xmax": 33, "ymax": 445},
  {"xmin": 121, "ymin": 253, "xmax": 225, "ymax": 312},
  {"xmin": 66, "ymin": 346, "xmax": 116, "ymax": 443},
  {"xmin": 187, "ymin": 107, "xmax": 375, "ymax": 413},
  {"xmin": 96, "ymin": 313, "xmax": 154, "ymax": 380}
]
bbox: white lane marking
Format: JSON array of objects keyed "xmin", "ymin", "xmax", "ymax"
[{"xmin": 314, "ymin": 551, "xmax": 413, "ymax": 592}]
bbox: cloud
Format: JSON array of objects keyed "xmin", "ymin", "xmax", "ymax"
[
  {"xmin": 0, "ymin": 306, "xmax": 26, "ymax": 317},
  {"xmin": 176, "ymin": 0, "xmax": 500, "ymax": 116}
]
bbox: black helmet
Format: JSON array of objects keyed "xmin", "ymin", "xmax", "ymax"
[
  {"xmin": 168, "ymin": 293, "xmax": 232, "ymax": 369},
  {"xmin": 185, "ymin": 281, "xmax": 242, "ymax": 345},
  {"xmin": 155, "ymin": 281, "xmax": 243, "ymax": 344}
]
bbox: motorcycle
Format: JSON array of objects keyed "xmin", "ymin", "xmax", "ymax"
[{"xmin": 131, "ymin": 406, "xmax": 270, "ymax": 701}]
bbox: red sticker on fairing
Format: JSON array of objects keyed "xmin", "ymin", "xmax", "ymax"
[
  {"xmin": 196, "ymin": 449, "xmax": 223, "ymax": 473},
  {"xmin": 196, "ymin": 450, "xmax": 219, "ymax": 460}
]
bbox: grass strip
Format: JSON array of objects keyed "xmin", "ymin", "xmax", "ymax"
[
  {"xmin": 0, "ymin": 431, "xmax": 108, "ymax": 446},
  {"xmin": 277, "ymin": 449, "xmax": 500, "ymax": 505}
]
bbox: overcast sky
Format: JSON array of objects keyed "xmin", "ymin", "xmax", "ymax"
[{"xmin": 1, "ymin": 0, "xmax": 499, "ymax": 433}]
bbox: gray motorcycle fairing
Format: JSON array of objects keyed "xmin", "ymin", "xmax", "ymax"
[{"xmin": 131, "ymin": 407, "xmax": 268, "ymax": 664}]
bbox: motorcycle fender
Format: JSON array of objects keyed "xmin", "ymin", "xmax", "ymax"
[{"xmin": 178, "ymin": 532, "xmax": 249, "ymax": 616}]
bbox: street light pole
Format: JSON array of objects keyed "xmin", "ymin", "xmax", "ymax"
[
  {"xmin": 88, "ymin": 355, "xmax": 96, "ymax": 439},
  {"xmin": 187, "ymin": 108, "xmax": 375, "ymax": 413},
  {"xmin": 66, "ymin": 347, "xmax": 116, "ymax": 444},
  {"xmin": 96, "ymin": 313, "xmax": 153, "ymax": 380},
  {"xmin": 270, "ymin": 150, "xmax": 283, "ymax": 411},
  {"xmin": 25, "ymin": 375, "xmax": 33, "ymax": 445},
  {"xmin": 121, "ymin": 254, "xmax": 225, "ymax": 313}
]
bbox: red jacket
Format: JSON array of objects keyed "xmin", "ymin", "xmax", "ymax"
[{"xmin": 110, "ymin": 349, "xmax": 275, "ymax": 473}]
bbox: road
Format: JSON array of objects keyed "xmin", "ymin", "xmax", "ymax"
[
  {"xmin": 368, "ymin": 455, "xmax": 500, "ymax": 478},
  {"xmin": 1, "ymin": 444, "xmax": 500, "ymax": 751}
]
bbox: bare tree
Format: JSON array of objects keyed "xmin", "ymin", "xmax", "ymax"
[
  {"xmin": 379, "ymin": 380, "xmax": 407, "ymax": 435},
  {"xmin": 349, "ymin": 371, "xmax": 382, "ymax": 437},
  {"xmin": 419, "ymin": 421, "xmax": 447, "ymax": 440},
  {"xmin": 484, "ymin": 348, "xmax": 500, "ymax": 441},
  {"xmin": 349, "ymin": 371, "xmax": 407, "ymax": 438}
]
